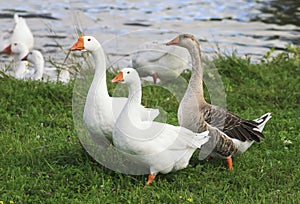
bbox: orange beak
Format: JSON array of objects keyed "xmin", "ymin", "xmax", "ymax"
[
  {"xmin": 166, "ymin": 36, "xmax": 179, "ymax": 46},
  {"xmin": 2, "ymin": 44, "xmax": 12, "ymax": 55},
  {"xmin": 111, "ymin": 71, "xmax": 124, "ymax": 83},
  {"xmin": 70, "ymin": 37, "xmax": 84, "ymax": 51}
]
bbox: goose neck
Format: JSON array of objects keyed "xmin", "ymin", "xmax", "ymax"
[
  {"xmin": 122, "ymin": 81, "xmax": 143, "ymax": 125},
  {"xmin": 189, "ymin": 44, "xmax": 202, "ymax": 76},
  {"xmin": 90, "ymin": 46, "xmax": 109, "ymax": 97},
  {"xmin": 92, "ymin": 46, "xmax": 106, "ymax": 73},
  {"xmin": 187, "ymin": 43, "xmax": 206, "ymax": 102},
  {"xmin": 127, "ymin": 81, "xmax": 142, "ymax": 105}
]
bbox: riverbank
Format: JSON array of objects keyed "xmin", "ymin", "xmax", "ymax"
[{"xmin": 0, "ymin": 49, "xmax": 299, "ymax": 203}]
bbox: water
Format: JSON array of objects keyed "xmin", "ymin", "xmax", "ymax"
[{"xmin": 0, "ymin": 0, "xmax": 300, "ymax": 68}]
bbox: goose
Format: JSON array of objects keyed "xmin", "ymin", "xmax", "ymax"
[
  {"xmin": 70, "ymin": 36, "xmax": 159, "ymax": 144},
  {"xmin": 22, "ymin": 50, "xmax": 44, "ymax": 80},
  {"xmin": 166, "ymin": 34, "xmax": 272, "ymax": 170},
  {"xmin": 2, "ymin": 42, "xmax": 31, "ymax": 79},
  {"xmin": 131, "ymin": 42, "xmax": 190, "ymax": 84},
  {"xmin": 57, "ymin": 68, "xmax": 71, "ymax": 84},
  {"xmin": 111, "ymin": 67, "xmax": 210, "ymax": 185},
  {"xmin": 22, "ymin": 50, "xmax": 70, "ymax": 83},
  {"xmin": 1, "ymin": 14, "xmax": 34, "ymax": 77},
  {"xmin": 9, "ymin": 14, "xmax": 34, "ymax": 51}
]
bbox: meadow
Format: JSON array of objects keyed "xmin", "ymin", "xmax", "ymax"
[{"xmin": 0, "ymin": 47, "xmax": 299, "ymax": 203}]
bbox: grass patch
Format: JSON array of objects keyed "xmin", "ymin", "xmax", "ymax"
[{"xmin": 0, "ymin": 47, "xmax": 299, "ymax": 203}]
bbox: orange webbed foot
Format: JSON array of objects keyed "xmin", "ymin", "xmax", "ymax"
[
  {"xmin": 226, "ymin": 158, "xmax": 233, "ymax": 170},
  {"xmin": 146, "ymin": 174, "xmax": 156, "ymax": 186}
]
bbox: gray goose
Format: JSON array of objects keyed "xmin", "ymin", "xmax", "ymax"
[{"xmin": 167, "ymin": 34, "xmax": 271, "ymax": 170}]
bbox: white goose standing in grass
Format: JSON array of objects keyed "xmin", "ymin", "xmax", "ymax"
[
  {"xmin": 22, "ymin": 50, "xmax": 44, "ymax": 80},
  {"xmin": 70, "ymin": 36, "xmax": 159, "ymax": 144},
  {"xmin": 22, "ymin": 50, "xmax": 70, "ymax": 83},
  {"xmin": 167, "ymin": 34, "xmax": 272, "ymax": 170},
  {"xmin": 111, "ymin": 67, "xmax": 210, "ymax": 185},
  {"xmin": 131, "ymin": 42, "xmax": 190, "ymax": 84},
  {"xmin": 2, "ymin": 42, "xmax": 30, "ymax": 79},
  {"xmin": 1, "ymin": 13, "xmax": 34, "ymax": 79}
]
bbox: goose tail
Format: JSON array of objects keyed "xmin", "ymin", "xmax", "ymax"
[{"xmin": 253, "ymin": 113, "xmax": 272, "ymax": 132}]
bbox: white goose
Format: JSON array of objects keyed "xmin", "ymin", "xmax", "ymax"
[
  {"xmin": 2, "ymin": 42, "xmax": 30, "ymax": 79},
  {"xmin": 131, "ymin": 42, "xmax": 190, "ymax": 84},
  {"xmin": 22, "ymin": 50, "xmax": 44, "ymax": 80},
  {"xmin": 70, "ymin": 36, "xmax": 159, "ymax": 143},
  {"xmin": 1, "ymin": 14, "xmax": 34, "ymax": 76},
  {"xmin": 111, "ymin": 68, "xmax": 210, "ymax": 185},
  {"xmin": 23, "ymin": 50, "xmax": 70, "ymax": 83},
  {"xmin": 10, "ymin": 14, "xmax": 34, "ymax": 51},
  {"xmin": 1, "ymin": 14, "xmax": 34, "ymax": 53},
  {"xmin": 167, "ymin": 34, "xmax": 272, "ymax": 169}
]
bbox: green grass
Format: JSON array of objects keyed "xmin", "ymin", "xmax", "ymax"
[{"xmin": 0, "ymin": 47, "xmax": 299, "ymax": 203}]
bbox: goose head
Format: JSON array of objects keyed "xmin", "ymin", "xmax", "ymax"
[
  {"xmin": 4, "ymin": 42, "xmax": 29, "ymax": 60},
  {"xmin": 166, "ymin": 34, "xmax": 199, "ymax": 49},
  {"xmin": 22, "ymin": 50, "xmax": 44, "ymax": 66},
  {"xmin": 2, "ymin": 44, "xmax": 12, "ymax": 55},
  {"xmin": 71, "ymin": 36, "xmax": 101, "ymax": 52},
  {"xmin": 111, "ymin": 68, "xmax": 140, "ymax": 85}
]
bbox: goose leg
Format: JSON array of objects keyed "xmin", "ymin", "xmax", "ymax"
[
  {"xmin": 152, "ymin": 73, "xmax": 158, "ymax": 84},
  {"xmin": 226, "ymin": 158, "xmax": 233, "ymax": 170},
  {"xmin": 147, "ymin": 174, "xmax": 156, "ymax": 185},
  {"xmin": 207, "ymin": 156, "xmax": 214, "ymax": 161}
]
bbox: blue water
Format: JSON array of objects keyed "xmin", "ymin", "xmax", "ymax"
[{"xmin": 0, "ymin": 0, "xmax": 299, "ymax": 64}]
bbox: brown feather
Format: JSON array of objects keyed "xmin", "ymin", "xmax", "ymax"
[
  {"xmin": 202, "ymin": 104, "xmax": 266, "ymax": 143},
  {"xmin": 214, "ymin": 132, "xmax": 238, "ymax": 157}
]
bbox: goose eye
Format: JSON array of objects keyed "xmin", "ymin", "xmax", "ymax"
[
  {"xmin": 14, "ymin": 43, "xmax": 17, "ymax": 46},
  {"xmin": 88, "ymin": 38, "xmax": 91, "ymax": 41},
  {"xmin": 127, "ymin": 71, "xmax": 130, "ymax": 74}
]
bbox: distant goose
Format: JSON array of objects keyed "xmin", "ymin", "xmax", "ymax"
[
  {"xmin": 22, "ymin": 50, "xmax": 44, "ymax": 80},
  {"xmin": 1, "ymin": 14, "xmax": 34, "ymax": 79},
  {"xmin": 11, "ymin": 14, "xmax": 34, "ymax": 50},
  {"xmin": 131, "ymin": 41, "xmax": 190, "ymax": 84},
  {"xmin": 23, "ymin": 50, "xmax": 70, "ymax": 83},
  {"xmin": 2, "ymin": 42, "xmax": 31, "ymax": 79},
  {"xmin": 167, "ymin": 34, "xmax": 272, "ymax": 169}
]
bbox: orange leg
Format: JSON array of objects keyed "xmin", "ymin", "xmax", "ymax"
[
  {"xmin": 152, "ymin": 73, "xmax": 158, "ymax": 84},
  {"xmin": 226, "ymin": 158, "xmax": 233, "ymax": 170},
  {"xmin": 207, "ymin": 156, "xmax": 214, "ymax": 161},
  {"xmin": 147, "ymin": 174, "xmax": 156, "ymax": 186}
]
